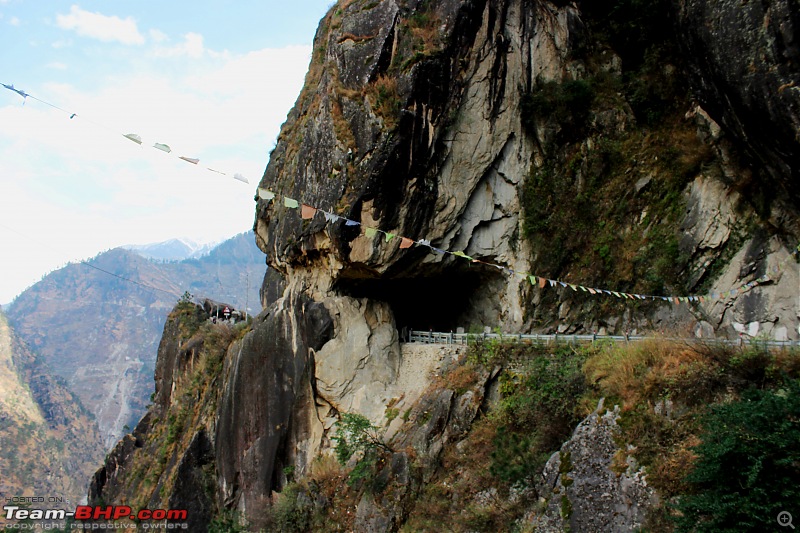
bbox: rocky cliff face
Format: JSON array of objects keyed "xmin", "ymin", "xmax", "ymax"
[
  {"xmin": 0, "ymin": 312, "xmax": 104, "ymax": 512},
  {"xmin": 256, "ymin": 0, "xmax": 800, "ymax": 341},
  {"xmin": 678, "ymin": 0, "xmax": 800, "ymax": 203},
  {"xmin": 90, "ymin": 0, "xmax": 800, "ymax": 531}
]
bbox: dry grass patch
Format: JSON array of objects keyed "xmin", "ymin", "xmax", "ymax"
[{"xmin": 365, "ymin": 74, "xmax": 401, "ymax": 129}]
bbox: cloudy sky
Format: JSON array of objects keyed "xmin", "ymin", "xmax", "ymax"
[{"xmin": 0, "ymin": 1, "xmax": 332, "ymax": 303}]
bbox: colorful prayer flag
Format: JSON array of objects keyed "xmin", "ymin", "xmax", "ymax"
[
  {"xmin": 258, "ymin": 188, "xmax": 275, "ymax": 201},
  {"xmin": 284, "ymin": 197, "xmax": 299, "ymax": 209},
  {"xmin": 301, "ymin": 204, "xmax": 317, "ymax": 219},
  {"xmin": 400, "ymin": 237, "xmax": 414, "ymax": 249},
  {"xmin": 123, "ymin": 133, "xmax": 142, "ymax": 145},
  {"xmin": 153, "ymin": 143, "xmax": 171, "ymax": 153},
  {"xmin": 179, "ymin": 156, "xmax": 199, "ymax": 164}
]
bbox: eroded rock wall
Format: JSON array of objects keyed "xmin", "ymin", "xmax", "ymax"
[
  {"xmin": 255, "ymin": 0, "xmax": 588, "ymax": 332},
  {"xmin": 678, "ymin": 0, "xmax": 800, "ymax": 202},
  {"xmin": 256, "ymin": 0, "xmax": 800, "ymax": 345},
  {"xmin": 91, "ymin": 0, "xmax": 800, "ymax": 530},
  {"xmin": 216, "ymin": 292, "xmax": 333, "ymax": 513}
]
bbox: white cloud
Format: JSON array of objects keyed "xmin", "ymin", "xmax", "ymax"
[
  {"xmin": 153, "ymin": 32, "xmax": 219, "ymax": 59},
  {"xmin": 9, "ymin": 16, "xmax": 19, "ymax": 26},
  {"xmin": 149, "ymin": 29, "xmax": 168, "ymax": 43},
  {"xmin": 0, "ymin": 43, "xmax": 313, "ymax": 302},
  {"xmin": 56, "ymin": 5, "xmax": 145, "ymax": 45},
  {"xmin": 46, "ymin": 62, "xmax": 68, "ymax": 70}
]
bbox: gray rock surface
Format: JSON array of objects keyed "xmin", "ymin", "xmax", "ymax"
[
  {"xmin": 532, "ymin": 401, "xmax": 656, "ymax": 533},
  {"xmin": 678, "ymin": 0, "xmax": 800, "ymax": 201}
]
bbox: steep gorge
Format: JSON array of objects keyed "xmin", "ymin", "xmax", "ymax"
[
  {"xmin": 88, "ymin": 0, "xmax": 800, "ymax": 531},
  {"xmin": 0, "ymin": 312, "xmax": 104, "ymax": 514}
]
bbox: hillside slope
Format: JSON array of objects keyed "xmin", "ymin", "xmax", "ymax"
[
  {"xmin": 7, "ymin": 231, "xmax": 265, "ymax": 446},
  {"xmin": 0, "ymin": 312, "xmax": 104, "ymax": 513}
]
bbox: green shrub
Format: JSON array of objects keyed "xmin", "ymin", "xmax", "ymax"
[
  {"xmin": 489, "ymin": 427, "xmax": 542, "ymax": 487},
  {"xmin": 271, "ymin": 483, "xmax": 311, "ymax": 532},
  {"xmin": 333, "ymin": 413, "xmax": 391, "ymax": 486},
  {"xmin": 499, "ymin": 347, "xmax": 589, "ymax": 440},
  {"xmin": 208, "ymin": 509, "xmax": 248, "ymax": 533},
  {"xmin": 471, "ymin": 342, "xmax": 591, "ymax": 487},
  {"xmin": 673, "ymin": 380, "xmax": 800, "ymax": 532}
]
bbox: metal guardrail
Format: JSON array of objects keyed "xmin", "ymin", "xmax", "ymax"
[{"xmin": 405, "ymin": 330, "xmax": 800, "ymax": 348}]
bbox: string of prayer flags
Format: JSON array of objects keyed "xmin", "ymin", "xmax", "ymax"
[
  {"xmin": 2, "ymin": 82, "xmax": 28, "ymax": 100},
  {"xmin": 301, "ymin": 204, "xmax": 317, "ymax": 219},
  {"xmin": 3, "ymin": 81, "xmax": 252, "ymax": 187},
  {"xmin": 12, "ymin": 78, "xmax": 791, "ymax": 307},
  {"xmin": 254, "ymin": 183, "xmax": 800, "ymax": 307}
]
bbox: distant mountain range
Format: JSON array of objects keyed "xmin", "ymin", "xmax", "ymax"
[
  {"xmin": 6, "ymin": 230, "xmax": 266, "ymax": 448},
  {"xmin": 123, "ymin": 237, "xmax": 220, "ymax": 262}
]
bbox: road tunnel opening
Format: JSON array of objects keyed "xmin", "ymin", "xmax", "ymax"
[{"xmin": 334, "ymin": 266, "xmax": 503, "ymax": 334}]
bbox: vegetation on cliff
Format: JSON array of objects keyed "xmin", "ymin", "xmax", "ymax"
[
  {"xmin": 518, "ymin": 0, "xmax": 730, "ymax": 328},
  {"xmin": 219, "ymin": 337, "xmax": 798, "ymax": 532},
  {"xmin": 0, "ymin": 312, "xmax": 104, "ymax": 510},
  {"xmin": 90, "ymin": 302, "xmax": 250, "ymax": 530},
  {"xmin": 90, "ymin": 0, "xmax": 800, "ymax": 531}
]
